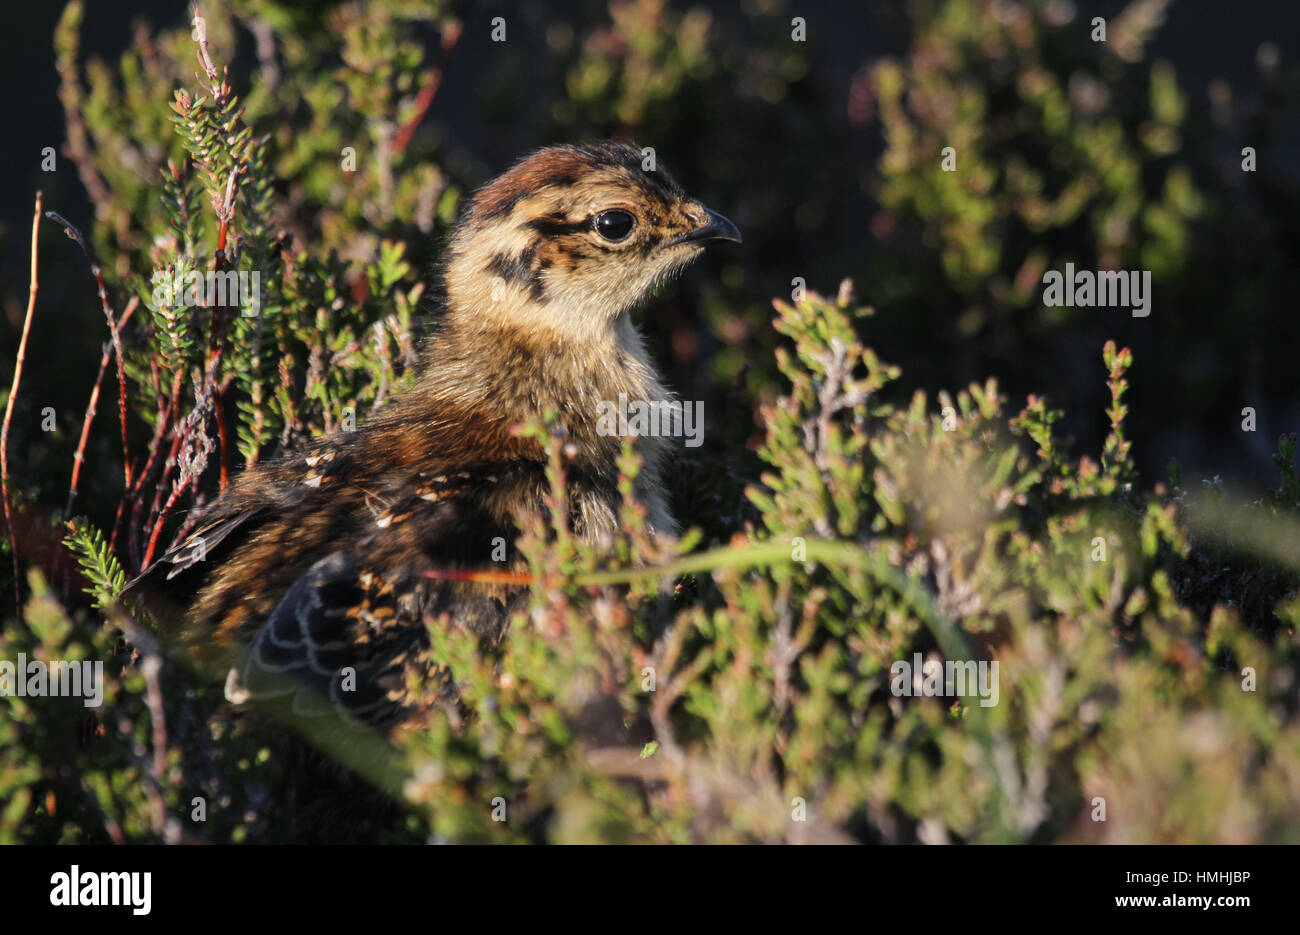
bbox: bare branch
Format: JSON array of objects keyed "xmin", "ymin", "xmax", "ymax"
[{"xmin": 2, "ymin": 192, "xmax": 44, "ymax": 617}]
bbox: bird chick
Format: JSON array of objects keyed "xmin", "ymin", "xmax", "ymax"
[{"xmin": 126, "ymin": 141, "xmax": 740, "ymax": 728}]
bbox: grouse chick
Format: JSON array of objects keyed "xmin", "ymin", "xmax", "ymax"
[{"xmin": 126, "ymin": 141, "xmax": 740, "ymax": 728}]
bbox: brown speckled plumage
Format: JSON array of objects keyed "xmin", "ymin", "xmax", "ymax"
[{"xmin": 125, "ymin": 141, "xmax": 740, "ymax": 730}]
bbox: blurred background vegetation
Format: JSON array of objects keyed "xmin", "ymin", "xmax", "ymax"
[{"xmin": 1, "ymin": 0, "xmax": 1299, "ymax": 843}]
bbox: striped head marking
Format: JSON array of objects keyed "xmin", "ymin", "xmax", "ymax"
[{"xmin": 446, "ymin": 142, "xmax": 740, "ymax": 343}]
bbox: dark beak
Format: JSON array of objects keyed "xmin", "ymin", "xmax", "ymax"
[{"xmin": 670, "ymin": 207, "xmax": 742, "ymax": 247}]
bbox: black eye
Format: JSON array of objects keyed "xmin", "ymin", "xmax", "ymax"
[{"xmin": 594, "ymin": 210, "xmax": 635, "ymax": 242}]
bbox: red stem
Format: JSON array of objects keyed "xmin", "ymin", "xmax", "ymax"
[
  {"xmin": 393, "ymin": 20, "xmax": 461, "ymax": 154},
  {"xmin": 66, "ymin": 297, "xmax": 138, "ymax": 520},
  {"xmin": 1, "ymin": 192, "xmax": 43, "ymax": 618}
]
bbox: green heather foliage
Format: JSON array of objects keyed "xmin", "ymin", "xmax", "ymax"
[{"xmin": 2, "ymin": 1, "xmax": 1299, "ymax": 843}]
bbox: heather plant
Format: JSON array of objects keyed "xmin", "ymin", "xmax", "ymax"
[
  {"xmin": 862, "ymin": 0, "xmax": 1300, "ymax": 477},
  {"xmin": 2, "ymin": 0, "xmax": 1299, "ymax": 845},
  {"xmin": 362, "ymin": 285, "xmax": 1300, "ymax": 843},
  {"xmin": 48, "ymin": 1, "xmax": 439, "ymax": 573}
]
